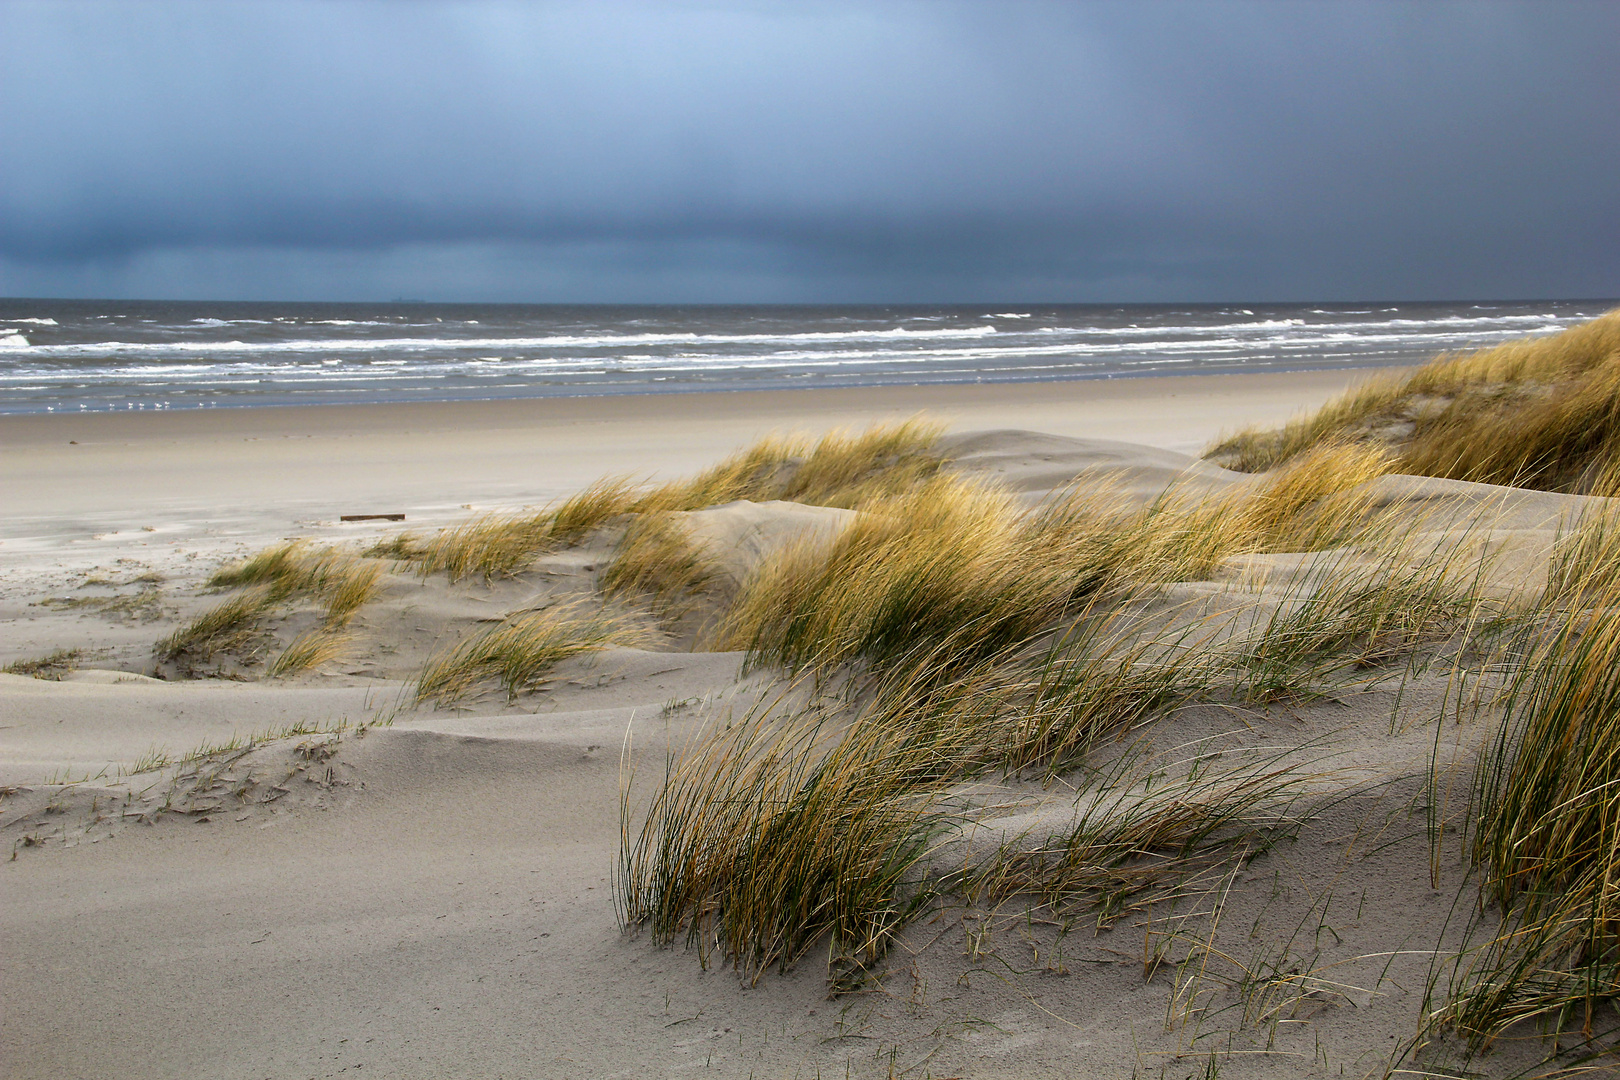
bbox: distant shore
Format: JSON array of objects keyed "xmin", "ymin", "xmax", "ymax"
[{"xmin": 3, "ymin": 367, "xmax": 1380, "ymax": 536}]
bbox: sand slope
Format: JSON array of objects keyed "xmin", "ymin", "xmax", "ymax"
[{"xmin": 3, "ymin": 411, "xmax": 1591, "ymax": 1079}]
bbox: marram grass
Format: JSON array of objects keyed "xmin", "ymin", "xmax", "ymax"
[
  {"xmin": 155, "ymin": 585, "xmax": 278, "ymax": 662},
  {"xmin": 1432, "ymin": 512, "xmax": 1620, "ymax": 1055},
  {"xmin": 618, "ymin": 692, "xmax": 968, "ymax": 985},
  {"xmin": 618, "ymin": 455, "xmax": 1512, "ymax": 993},
  {"xmin": 3, "ymin": 648, "xmax": 85, "ymax": 681},
  {"xmin": 966, "ymin": 741, "xmax": 1321, "ymax": 926},
  {"xmin": 717, "ymin": 442, "xmax": 1398, "ymax": 683},
  {"xmin": 268, "ymin": 628, "xmax": 354, "ymax": 677},
  {"xmin": 169, "ymin": 542, "xmax": 386, "ymax": 669},
  {"xmin": 414, "ymin": 602, "xmax": 652, "ymax": 705},
  {"xmin": 599, "ymin": 512, "xmax": 720, "ymax": 614},
  {"xmin": 387, "ymin": 418, "xmax": 945, "ymax": 583},
  {"xmin": 1210, "ymin": 307, "xmax": 1620, "ymax": 491}
]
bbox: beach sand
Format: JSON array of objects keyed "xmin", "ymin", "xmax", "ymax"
[{"xmin": 1, "ymin": 368, "xmax": 1562, "ymax": 1079}]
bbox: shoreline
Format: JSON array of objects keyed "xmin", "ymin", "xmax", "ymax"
[
  {"xmin": 2, "ymin": 364, "xmax": 1386, "ymax": 444},
  {"xmin": 0, "ymin": 360, "xmax": 1582, "ymax": 1080},
  {"xmin": 2, "ymin": 367, "xmax": 1385, "ymax": 534},
  {"xmin": 0, "ymin": 360, "xmax": 1407, "ymax": 419}
]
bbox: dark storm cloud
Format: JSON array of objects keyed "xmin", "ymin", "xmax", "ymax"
[{"xmin": 1, "ymin": 0, "xmax": 1616, "ymax": 301}]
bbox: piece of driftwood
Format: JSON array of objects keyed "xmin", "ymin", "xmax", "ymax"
[{"xmin": 340, "ymin": 513, "xmax": 406, "ymax": 522}]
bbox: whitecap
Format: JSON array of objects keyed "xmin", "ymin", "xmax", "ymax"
[
  {"xmin": 0, "ymin": 332, "xmax": 30, "ymax": 348},
  {"xmin": 13, "ymin": 317, "xmax": 57, "ymax": 326},
  {"xmin": 6, "ymin": 324, "xmax": 1002, "ymax": 358}
]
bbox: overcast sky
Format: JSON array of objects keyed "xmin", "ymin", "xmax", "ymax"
[{"xmin": 1, "ymin": 0, "xmax": 1616, "ymax": 303}]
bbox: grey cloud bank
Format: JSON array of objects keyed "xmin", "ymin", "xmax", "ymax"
[{"xmin": 1, "ymin": 0, "xmax": 1616, "ymax": 303}]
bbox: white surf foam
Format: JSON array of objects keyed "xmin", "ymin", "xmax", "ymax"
[{"xmin": 4, "ymin": 324, "xmax": 1002, "ymax": 358}]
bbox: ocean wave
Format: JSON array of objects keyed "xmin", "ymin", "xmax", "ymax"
[
  {"xmin": 3, "ymin": 300, "xmax": 1603, "ymax": 414},
  {"xmin": 1026, "ymin": 314, "xmax": 1573, "ymax": 339},
  {"xmin": 4, "ymin": 314, "xmax": 1567, "ymax": 362},
  {"xmin": 0, "ymin": 321, "xmax": 1573, "ymax": 385},
  {"xmin": 0, "ymin": 324, "xmax": 1002, "ymax": 357}
]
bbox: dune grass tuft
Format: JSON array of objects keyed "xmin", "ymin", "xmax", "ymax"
[
  {"xmin": 637, "ymin": 417, "xmax": 945, "ymax": 513},
  {"xmin": 267, "ymin": 628, "xmax": 354, "ymax": 677},
  {"xmin": 412, "ymin": 512, "xmax": 557, "ymax": 583},
  {"xmin": 3, "ymin": 648, "xmax": 85, "ymax": 681},
  {"xmin": 968, "ymin": 744, "xmax": 1318, "ymax": 925},
  {"xmin": 549, "ymin": 477, "xmax": 644, "ymax": 545},
  {"xmin": 392, "ymin": 419, "xmax": 945, "ymax": 584},
  {"xmin": 156, "ymin": 585, "xmax": 278, "ymax": 662},
  {"xmin": 207, "ymin": 540, "xmax": 314, "ymax": 591},
  {"xmin": 209, "ymin": 541, "xmax": 384, "ymax": 614},
  {"xmin": 414, "ymin": 477, "xmax": 649, "ymax": 583},
  {"xmin": 716, "ymin": 476, "xmax": 1067, "ymax": 678},
  {"xmin": 1209, "ymin": 308, "xmax": 1620, "ymax": 491},
  {"xmin": 599, "ymin": 512, "xmax": 720, "ymax": 614},
  {"xmin": 414, "ymin": 603, "xmax": 651, "ymax": 705},
  {"xmin": 618, "ymin": 694, "xmax": 965, "ymax": 984},
  {"xmin": 321, "ymin": 560, "xmax": 384, "ymax": 625},
  {"xmin": 947, "ymin": 618, "xmax": 1218, "ymax": 778},
  {"xmin": 1433, "ymin": 516, "xmax": 1620, "ymax": 1052},
  {"xmin": 717, "ymin": 443, "xmax": 1397, "ymax": 685},
  {"xmin": 1225, "ymin": 548, "xmax": 1489, "ymax": 702},
  {"xmin": 170, "ymin": 543, "xmax": 386, "ymax": 670}
]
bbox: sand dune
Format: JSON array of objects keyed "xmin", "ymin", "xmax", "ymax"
[{"xmin": 2, "ymin": 375, "xmax": 1597, "ymax": 1079}]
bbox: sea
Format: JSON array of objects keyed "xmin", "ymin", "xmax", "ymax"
[{"xmin": 0, "ymin": 298, "xmax": 1612, "ymax": 415}]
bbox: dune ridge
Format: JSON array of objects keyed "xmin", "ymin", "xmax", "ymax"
[{"xmin": 7, "ymin": 358, "xmax": 1620, "ymax": 1078}]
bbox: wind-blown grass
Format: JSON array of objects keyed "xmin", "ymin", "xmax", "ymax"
[
  {"xmin": 717, "ymin": 476, "xmax": 1066, "ymax": 677},
  {"xmin": 1224, "ymin": 546, "xmax": 1491, "ymax": 702},
  {"xmin": 267, "ymin": 628, "xmax": 354, "ymax": 677},
  {"xmin": 618, "ymin": 693, "xmax": 967, "ymax": 985},
  {"xmin": 619, "ymin": 451, "xmax": 1510, "ymax": 993},
  {"xmin": 393, "ymin": 419, "xmax": 945, "ymax": 583},
  {"xmin": 599, "ymin": 512, "xmax": 720, "ymax": 614},
  {"xmin": 913, "ymin": 610, "xmax": 1219, "ymax": 779},
  {"xmin": 156, "ymin": 585, "xmax": 278, "ymax": 662},
  {"xmin": 207, "ymin": 540, "xmax": 315, "ymax": 591},
  {"xmin": 966, "ymin": 743, "xmax": 1321, "ymax": 926},
  {"xmin": 618, "ymin": 634, "xmax": 1336, "ymax": 989},
  {"xmin": 3, "ymin": 648, "xmax": 85, "ymax": 681},
  {"xmin": 717, "ymin": 442, "xmax": 1397, "ymax": 683},
  {"xmin": 414, "ymin": 603, "xmax": 651, "ymax": 705},
  {"xmin": 1431, "ymin": 515, "xmax": 1620, "ymax": 1054},
  {"xmin": 207, "ymin": 540, "xmax": 385, "ymax": 613},
  {"xmin": 168, "ymin": 542, "xmax": 386, "ymax": 670},
  {"xmin": 405, "ymin": 478, "xmax": 648, "ymax": 583},
  {"xmin": 322, "ymin": 561, "xmax": 383, "ymax": 625},
  {"xmin": 1209, "ymin": 308, "xmax": 1620, "ymax": 490},
  {"xmin": 410, "ymin": 511, "xmax": 557, "ymax": 583},
  {"xmin": 637, "ymin": 416, "xmax": 945, "ymax": 512}
]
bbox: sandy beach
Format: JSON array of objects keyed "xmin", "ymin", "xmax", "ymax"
[
  {"xmin": 3, "ymin": 369, "xmax": 1366, "ymax": 528},
  {"xmin": 0, "ymin": 367, "xmax": 1581, "ymax": 1079}
]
